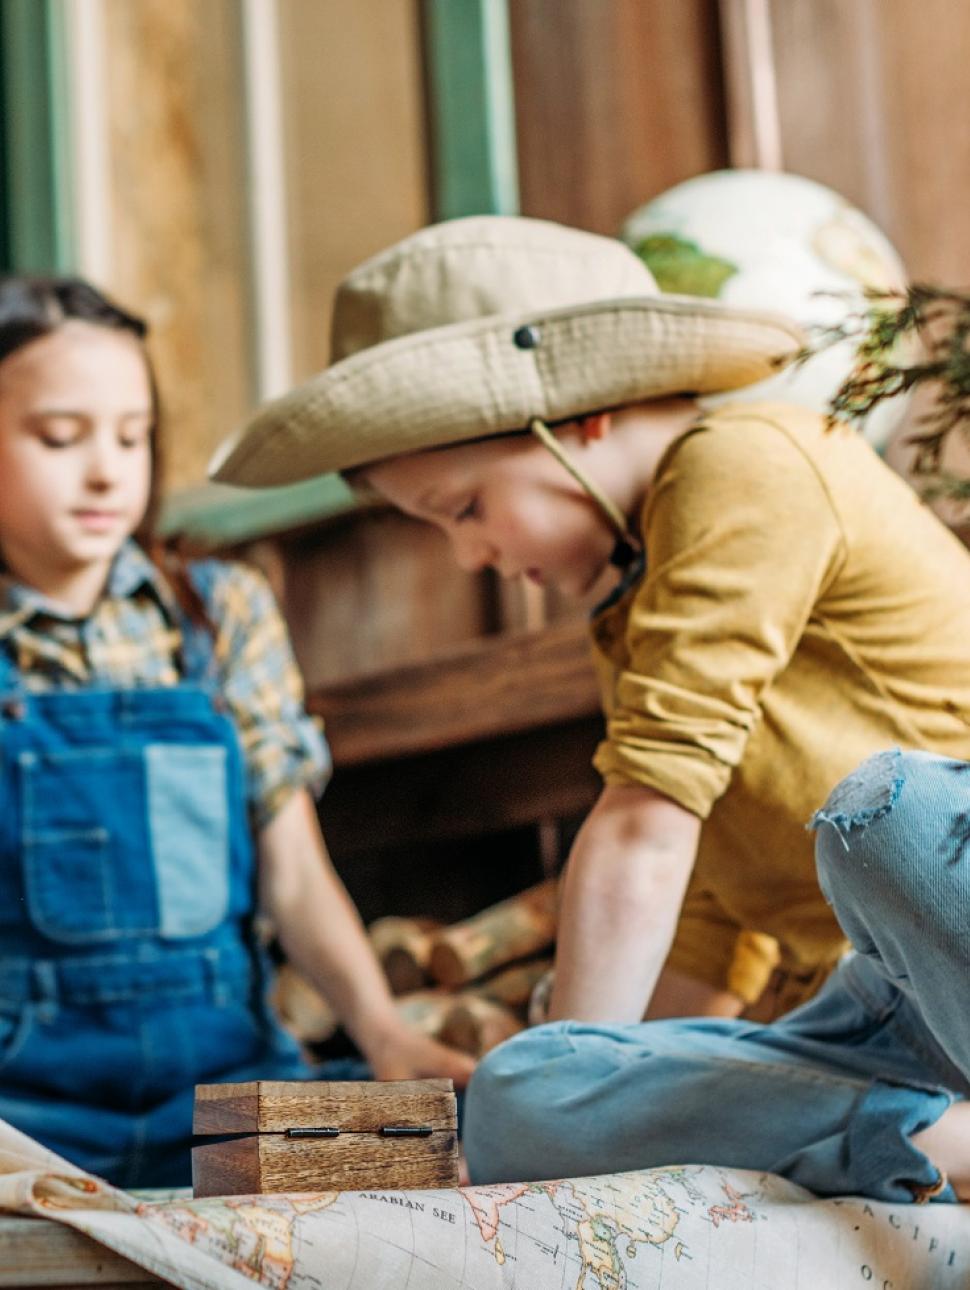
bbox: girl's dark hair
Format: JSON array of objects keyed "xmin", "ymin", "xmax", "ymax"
[
  {"xmin": 0, "ymin": 275, "xmax": 208, "ymax": 626},
  {"xmin": 0, "ymin": 275, "xmax": 148, "ymax": 358}
]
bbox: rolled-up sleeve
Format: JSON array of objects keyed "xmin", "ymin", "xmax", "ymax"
[
  {"xmin": 594, "ymin": 414, "xmax": 845, "ymax": 817},
  {"xmin": 210, "ymin": 562, "xmax": 331, "ymax": 829}
]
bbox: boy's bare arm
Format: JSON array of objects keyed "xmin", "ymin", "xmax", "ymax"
[{"xmin": 548, "ymin": 784, "xmax": 700, "ymax": 1023}]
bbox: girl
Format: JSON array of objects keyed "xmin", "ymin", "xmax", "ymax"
[
  {"xmin": 0, "ymin": 276, "xmax": 473, "ymax": 1189},
  {"xmin": 211, "ymin": 214, "xmax": 970, "ymax": 1201}
]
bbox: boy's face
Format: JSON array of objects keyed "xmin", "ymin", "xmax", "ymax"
[
  {"xmin": 0, "ymin": 322, "xmax": 153, "ymax": 591},
  {"xmin": 366, "ymin": 428, "xmax": 618, "ymax": 597}
]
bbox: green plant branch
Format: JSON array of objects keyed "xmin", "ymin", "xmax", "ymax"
[{"xmin": 799, "ymin": 284, "xmax": 970, "ymax": 509}]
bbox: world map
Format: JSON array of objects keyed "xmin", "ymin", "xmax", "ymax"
[
  {"xmin": 122, "ymin": 1162, "xmax": 970, "ymax": 1288},
  {"xmin": 3, "ymin": 1117, "xmax": 969, "ymax": 1289}
]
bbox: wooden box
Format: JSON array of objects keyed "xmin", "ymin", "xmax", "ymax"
[{"xmin": 192, "ymin": 1079, "xmax": 458, "ymax": 1197}]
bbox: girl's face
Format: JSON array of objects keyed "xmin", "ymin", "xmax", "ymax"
[
  {"xmin": 366, "ymin": 429, "xmax": 618, "ymax": 597},
  {"xmin": 0, "ymin": 321, "xmax": 153, "ymax": 591}
]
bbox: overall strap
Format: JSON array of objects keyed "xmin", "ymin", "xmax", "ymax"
[{"xmin": 0, "ymin": 641, "xmax": 18, "ymax": 695}]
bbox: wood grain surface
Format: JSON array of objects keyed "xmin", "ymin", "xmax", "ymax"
[
  {"xmin": 308, "ymin": 619, "xmax": 601, "ymax": 766},
  {"xmin": 438, "ymin": 996, "xmax": 524, "ymax": 1057},
  {"xmin": 509, "ymin": 0, "xmax": 727, "ymax": 233},
  {"xmin": 194, "ymin": 1079, "xmax": 457, "ymax": 1134},
  {"xmin": 283, "ymin": 512, "xmax": 496, "ymax": 689},
  {"xmin": 192, "ymin": 1128, "xmax": 459, "ymax": 1197},
  {"xmin": 368, "ymin": 916, "xmax": 442, "ymax": 993},
  {"xmin": 101, "ymin": 0, "xmax": 251, "ymax": 492},
  {"xmin": 752, "ymin": 0, "xmax": 970, "ymax": 282},
  {"xmin": 0, "ymin": 1212, "xmax": 163, "ymax": 1286},
  {"xmin": 429, "ymin": 880, "xmax": 558, "ymax": 988}
]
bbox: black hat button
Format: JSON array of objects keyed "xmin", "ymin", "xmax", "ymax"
[{"xmin": 513, "ymin": 324, "xmax": 541, "ymax": 350}]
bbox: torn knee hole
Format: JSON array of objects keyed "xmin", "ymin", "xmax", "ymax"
[{"xmin": 809, "ymin": 749, "xmax": 904, "ymax": 844}]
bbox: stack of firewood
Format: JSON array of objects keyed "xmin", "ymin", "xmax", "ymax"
[{"xmin": 274, "ymin": 879, "xmax": 558, "ymax": 1059}]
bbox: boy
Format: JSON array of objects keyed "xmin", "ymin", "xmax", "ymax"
[{"xmin": 212, "ymin": 216, "xmax": 970, "ymax": 1196}]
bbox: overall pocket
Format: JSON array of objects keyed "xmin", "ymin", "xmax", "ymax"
[
  {"xmin": 21, "ymin": 747, "xmax": 145, "ymax": 943},
  {"xmin": 145, "ymin": 743, "xmax": 230, "ymax": 938},
  {"xmin": 19, "ymin": 743, "xmax": 230, "ymax": 944}
]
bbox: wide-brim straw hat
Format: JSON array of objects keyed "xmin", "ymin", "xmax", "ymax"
[{"xmin": 209, "ymin": 215, "xmax": 805, "ymax": 488}]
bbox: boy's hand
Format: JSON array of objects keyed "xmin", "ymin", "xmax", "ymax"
[{"xmin": 364, "ymin": 1021, "xmax": 476, "ymax": 1088}]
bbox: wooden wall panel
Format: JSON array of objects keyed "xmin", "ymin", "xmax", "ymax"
[
  {"xmin": 768, "ymin": 0, "xmax": 970, "ymax": 283},
  {"xmin": 281, "ymin": 512, "xmax": 495, "ymax": 687},
  {"xmin": 871, "ymin": 0, "xmax": 970, "ymax": 283},
  {"xmin": 508, "ymin": 0, "xmax": 727, "ymax": 234},
  {"xmin": 278, "ymin": 0, "xmax": 429, "ymax": 381},
  {"xmin": 276, "ymin": 1, "xmax": 502, "ymax": 673},
  {"xmin": 760, "ymin": 0, "xmax": 970, "ymax": 530},
  {"xmin": 504, "ymin": 0, "xmax": 728, "ymax": 630},
  {"xmin": 101, "ymin": 0, "xmax": 252, "ymax": 492}
]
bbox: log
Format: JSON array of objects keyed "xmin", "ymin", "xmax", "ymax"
[
  {"xmin": 368, "ymin": 916, "xmax": 441, "ymax": 994},
  {"xmin": 439, "ymin": 996, "xmax": 525, "ymax": 1057},
  {"xmin": 272, "ymin": 963, "xmax": 338, "ymax": 1044},
  {"xmin": 272, "ymin": 969, "xmax": 458, "ymax": 1049},
  {"xmin": 428, "ymin": 879, "xmax": 559, "ymax": 987},
  {"xmin": 393, "ymin": 988, "xmax": 454, "ymax": 1038},
  {"xmin": 474, "ymin": 956, "xmax": 554, "ymax": 1009}
]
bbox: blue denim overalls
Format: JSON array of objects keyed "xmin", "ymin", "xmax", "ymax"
[{"xmin": 0, "ymin": 570, "xmax": 319, "ymax": 1188}]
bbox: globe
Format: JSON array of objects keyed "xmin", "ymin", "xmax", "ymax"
[{"xmin": 621, "ymin": 169, "xmax": 909, "ymax": 450}]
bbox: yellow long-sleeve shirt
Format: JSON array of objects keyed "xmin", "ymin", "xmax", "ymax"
[{"xmin": 591, "ymin": 402, "xmax": 970, "ymax": 1007}]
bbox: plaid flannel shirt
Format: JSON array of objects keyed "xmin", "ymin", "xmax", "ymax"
[{"xmin": 0, "ymin": 541, "xmax": 330, "ymax": 829}]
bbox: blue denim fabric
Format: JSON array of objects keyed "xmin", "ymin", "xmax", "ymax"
[
  {"xmin": 465, "ymin": 749, "xmax": 970, "ymax": 1202},
  {"xmin": 0, "ymin": 600, "xmax": 363, "ymax": 1188}
]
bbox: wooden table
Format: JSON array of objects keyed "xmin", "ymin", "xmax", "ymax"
[{"xmin": 0, "ymin": 1212, "xmax": 163, "ymax": 1287}]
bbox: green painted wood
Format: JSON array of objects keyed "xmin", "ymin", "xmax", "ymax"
[
  {"xmin": 0, "ymin": 0, "xmax": 73, "ymax": 272},
  {"xmin": 158, "ymin": 475, "xmax": 366, "ymax": 548},
  {"xmin": 423, "ymin": 0, "xmax": 519, "ymax": 218},
  {"xmin": 0, "ymin": 14, "xmax": 8, "ymax": 271},
  {"xmin": 44, "ymin": 0, "xmax": 75, "ymax": 269}
]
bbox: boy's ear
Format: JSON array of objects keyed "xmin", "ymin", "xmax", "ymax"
[{"xmin": 579, "ymin": 411, "xmax": 611, "ymax": 443}]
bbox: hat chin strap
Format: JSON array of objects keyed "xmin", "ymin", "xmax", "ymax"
[{"xmin": 529, "ymin": 417, "xmax": 640, "ymax": 569}]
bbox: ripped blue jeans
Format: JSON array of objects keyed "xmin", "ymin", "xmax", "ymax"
[{"xmin": 465, "ymin": 750, "xmax": 969, "ymax": 1201}]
